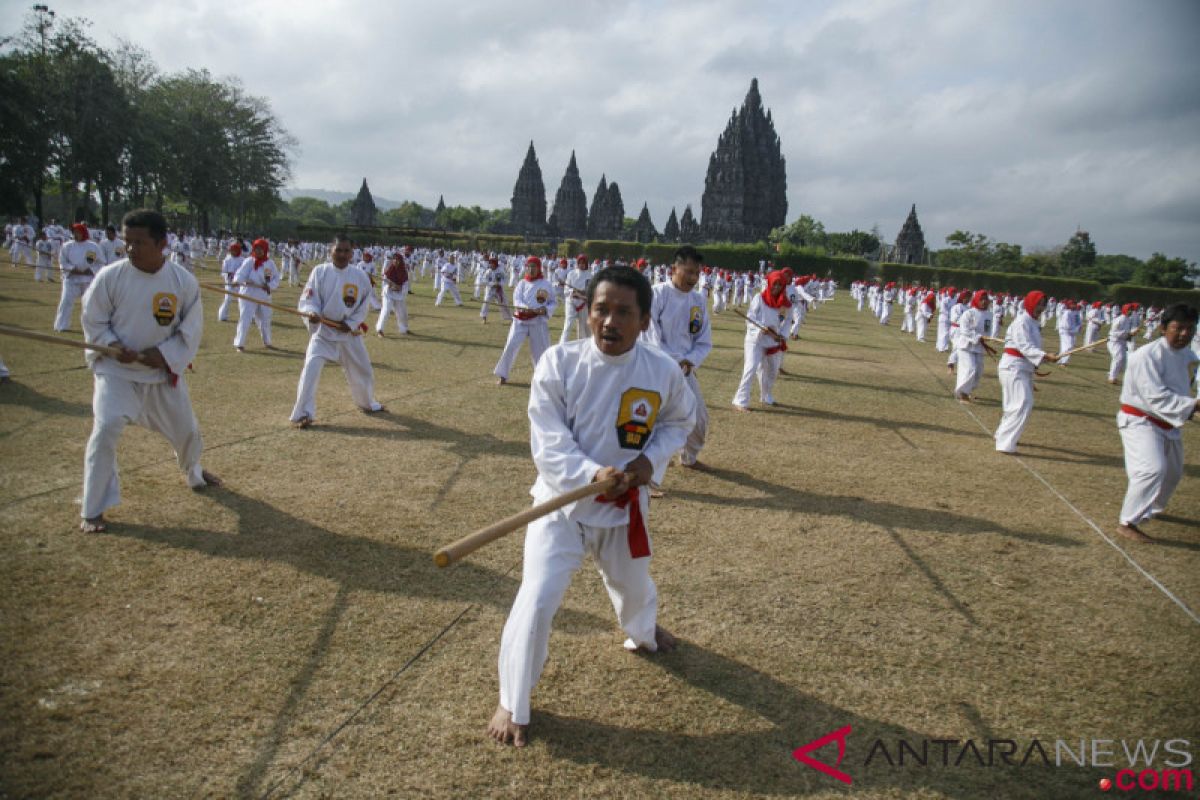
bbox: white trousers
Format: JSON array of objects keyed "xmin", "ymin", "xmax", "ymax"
[
  {"xmin": 82, "ymin": 374, "xmax": 205, "ymax": 518},
  {"xmin": 1058, "ymin": 331, "xmax": 1075, "ymax": 365},
  {"xmin": 680, "ymin": 371, "xmax": 708, "ymax": 465},
  {"xmin": 493, "ymin": 319, "xmax": 549, "ymax": 380},
  {"xmin": 1118, "ymin": 417, "xmax": 1184, "ymax": 525},
  {"xmin": 559, "ymin": 301, "xmax": 587, "ymax": 344},
  {"xmin": 954, "ymin": 350, "xmax": 984, "ymax": 396},
  {"xmin": 936, "ymin": 321, "xmax": 951, "ymax": 352},
  {"xmin": 218, "ymin": 278, "xmax": 237, "ymax": 321},
  {"xmin": 289, "ymin": 335, "xmax": 381, "ymax": 421},
  {"xmin": 54, "ymin": 280, "xmax": 89, "ymax": 331},
  {"xmin": 901, "ymin": 309, "xmax": 913, "ymax": 332},
  {"xmin": 879, "ymin": 303, "xmax": 892, "ymax": 325},
  {"xmin": 10, "ymin": 243, "xmax": 33, "ymax": 265},
  {"xmin": 234, "ymin": 300, "xmax": 272, "ymax": 347},
  {"xmin": 480, "ymin": 286, "xmax": 511, "ymax": 321},
  {"xmin": 915, "ymin": 316, "xmax": 929, "ymax": 342},
  {"xmin": 994, "ymin": 367, "xmax": 1034, "ymax": 452},
  {"xmin": 377, "ymin": 290, "xmax": 409, "ymax": 333},
  {"xmin": 1107, "ymin": 340, "xmax": 1127, "ymax": 381},
  {"xmin": 436, "ymin": 280, "xmax": 462, "ymax": 306},
  {"xmin": 733, "ymin": 339, "xmax": 781, "ymax": 407},
  {"xmin": 498, "ymin": 509, "xmax": 658, "ymax": 725}
]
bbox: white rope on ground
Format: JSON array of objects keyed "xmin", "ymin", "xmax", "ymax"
[{"xmin": 887, "ymin": 325, "xmax": 1200, "ymax": 626}]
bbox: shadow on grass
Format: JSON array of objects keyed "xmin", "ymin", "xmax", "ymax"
[
  {"xmin": 761, "ymin": 402, "xmax": 985, "ymax": 441},
  {"xmin": 108, "ymin": 488, "xmax": 610, "ymax": 797},
  {"xmin": 536, "ymin": 641, "xmax": 1099, "ymax": 797},
  {"xmin": 668, "ymin": 465, "xmax": 1080, "ymax": 549},
  {"xmin": 0, "ymin": 379, "xmax": 92, "ymax": 417}
]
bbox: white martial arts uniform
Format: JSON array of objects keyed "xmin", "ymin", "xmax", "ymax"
[
  {"xmin": 916, "ymin": 297, "xmax": 934, "ymax": 342},
  {"xmin": 377, "ymin": 259, "xmax": 411, "ymax": 334},
  {"xmin": 953, "ymin": 305, "xmax": 988, "ymax": 397},
  {"xmin": 732, "ymin": 292, "xmax": 789, "ymax": 408},
  {"xmin": 218, "ymin": 253, "xmax": 243, "ymax": 322},
  {"xmin": 289, "ymin": 261, "xmax": 383, "ymax": 422},
  {"xmin": 233, "ymin": 257, "xmax": 280, "ymax": 348},
  {"xmin": 497, "ymin": 337, "xmax": 696, "ymax": 726},
  {"xmin": 935, "ymin": 294, "xmax": 953, "ymax": 352},
  {"xmin": 34, "ymin": 238, "xmax": 53, "ymax": 282},
  {"xmin": 80, "ymin": 259, "xmax": 207, "ymax": 519},
  {"xmin": 1107, "ymin": 314, "xmax": 1133, "ymax": 382},
  {"xmin": 1116, "ymin": 337, "xmax": 1198, "ymax": 526},
  {"xmin": 558, "ymin": 267, "xmax": 591, "ymax": 344},
  {"xmin": 435, "ymin": 260, "xmax": 463, "ymax": 306},
  {"xmin": 493, "ymin": 278, "xmax": 556, "ymax": 381},
  {"xmin": 99, "ymin": 235, "xmax": 126, "ymax": 267},
  {"xmin": 479, "ymin": 266, "xmax": 511, "ymax": 322},
  {"xmin": 644, "ymin": 281, "xmax": 712, "ymax": 466},
  {"xmin": 994, "ymin": 309, "xmax": 1048, "ymax": 453},
  {"xmin": 1056, "ymin": 306, "xmax": 1081, "ymax": 365},
  {"xmin": 56, "ymin": 239, "xmax": 104, "ymax": 331}
]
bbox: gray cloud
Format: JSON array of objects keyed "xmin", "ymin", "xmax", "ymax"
[{"xmin": 29, "ymin": 0, "xmax": 1200, "ymax": 261}]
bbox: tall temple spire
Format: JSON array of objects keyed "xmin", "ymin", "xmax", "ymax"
[
  {"xmin": 551, "ymin": 150, "xmax": 588, "ymax": 240},
  {"xmin": 350, "ymin": 178, "xmax": 377, "ymax": 226},
  {"xmin": 700, "ymin": 78, "xmax": 787, "ymax": 243},
  {"xmin": 510, "ymin": 141, "xmax": 546, "ymax": 236},
  {"xmin": 893, "ymin": 204, "xmax": 926, "ymax": 264}
]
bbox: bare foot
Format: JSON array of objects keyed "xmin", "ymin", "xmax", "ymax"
[
  {"xmin": 649, "ymin": 488, "xmax": 665, "ymax": 499},
  {"xmin": 291, "ymin": 416, "xmax": 313, "ymax": 429},
  {"xmin": 200, "ymin": 470, "xmax": 222, "ymax": 488},
  {"xmin": 631, "ymin": 625, "xmax": 677, "ymax": 654},
  {"xmin": 363, "ymin": 405, "xmax": 387, "ymax": 414},
  {"xmin": 486, "ymin": 705, "xmax": 527, "ymax": 747},
  {"xmin": 731, "ymin": 404, "xmax": 751, "ymax": 413},
  {"xmin": 235, "ymin": 346, "xmax": 245, "ymax": 352},
  {"xmin": 496, "ymin": 377, "xmax": 507, "ymax": 386},
  {"xmin": 680, "ymin": 460, "xmax": 707, "ymax": 471},
  {"xmin": 1117, "ymin": 523, "xmax": 1155, "ymax": 544},
  {"xmin": 81, "ymin": 515, "xmax": 107, "ymax": 533}
]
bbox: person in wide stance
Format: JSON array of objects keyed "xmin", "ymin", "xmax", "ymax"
[
  {"xmin": 1114, "ymin": 303, "xmax": 1199, "ymax": 543},
  {"xmin": 79, "ymin": 209, "xmax": 221, "ymax": 533},
  {"xmin": 487, "ymin": 265, "xmax": 695, "ymax": 747}
]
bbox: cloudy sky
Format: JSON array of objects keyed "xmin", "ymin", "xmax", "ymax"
[{"xmin": 17, "ymin": 0, "xmax": 1200, "ymax": 261}]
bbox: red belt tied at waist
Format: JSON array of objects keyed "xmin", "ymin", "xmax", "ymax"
[
  {"xmin": 1004, "ymin": 348, "xmax": 1024, "ymax": 358},
  {"xmin": 514, "ymin": 310, "xmax": 539, "ymax": 321},
  {"xmin": 1120, "ymin": 404, "xmax": 1172, "ymax": 430},
  {"xmin": 595, "ymin": 487, "xmax": 650, "ymax": 558}
]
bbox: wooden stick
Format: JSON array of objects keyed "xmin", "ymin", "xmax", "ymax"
[
  {"xmin": 199, "ymin": 283, "xmax": 343, "ymax": 330},
  {"xmin": 434, "ymin": 476, "xmax": 621, "ymax": 568},
  {"xmin": 0, "ymin": 323, "xmax": 151, "ymax": 364},
  {"xmin": 481, "ymin": 299, "xmax": 542, "ymax": 314},
  {"xmin": 730, "ymin": 308, "xmax": 786, "ymax": 343}
]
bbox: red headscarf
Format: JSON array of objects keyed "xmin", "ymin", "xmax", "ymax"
[
  {"xmin": 1120, "ymin": 303, "xmax": 1134, "ymax": 316},
  {"xmin": 228, "ymin": 242, "xmax": 243, "ymax": 256},
  {"xmin": 363, "ymin": 252, "xmax": 373, "ymax": 263},
  {"xmin": 251, "ymin": 238, "xmax": 270, "ymax": 267},
  {"xmin": 970, "ymin": 290, "xmax": 989, "ymax": 310},
  {"xmin": 71, "ymin": 222, "xmax": 89, "ymax": 241},
  {"xmin": 1023, "ymin": 290, "xmax": 1045, "ymax": 317},
  {"xmin": 922, "ymin": 291, "xmax": 936, "ymax": 309},
  {"xmin": 524, "ymin": 256, "xmax": 542, "ymax": 281},
  {"xmin": 956, "ymin": 290, "xmax": 971, "ymax": 305},
  {"xmin": 761, "ymin": 270, "xmax": 792, "ymax": 309}
]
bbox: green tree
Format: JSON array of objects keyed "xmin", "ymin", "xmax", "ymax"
[
  {"xmin": 770, "ymin": 214, "xmax": 826, "ymax": 250},
  {"xmin": 1059, "ymin": 230, "xmax": 1096, "ymax": 278},
  {"xmin": 1133, "ymin": 253, "xmax": 1198, "ymax": 289}
]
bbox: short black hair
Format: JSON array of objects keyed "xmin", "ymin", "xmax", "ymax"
[
  {"xmin": 121, "ymin": 209, "xmax": 167, "ymax": 243},
  {"xmin": 332, "ymin": 233, "xmax": 352, "ymax": 246},
  {"xmin": 587, "ymin": 265, "xmax": 652, "ymax": 316},
  {"xmin": 1160, "ymin": 303, "xmax": 1198, "ymax": 328},
  {"xmin": 674, "ymin": 245, "xmax": 703, "ymax": 265}
]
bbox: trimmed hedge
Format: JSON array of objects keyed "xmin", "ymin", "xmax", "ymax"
[
  {"xmin": 878, "ymin": 262, "xmax": 1106, "ymax": 299},
  {"xmin": 1107, "ymin": 284, "xmax": 1200, "ymax": 308}
]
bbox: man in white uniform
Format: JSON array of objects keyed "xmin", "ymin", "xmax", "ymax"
[
  {"xmin": 1114, "ymin": 304, "xmax": 1198, "ymax": 543},
  {"xmin": 486, "ymin": 265, "xmax": 695, "ymax": 747},
  {"xmin": 78, "ymin": 209, "xmax": 220, "ymax": 533},
  {"xmin": 218, "ymin": 242, "xmax": 243, "ymax": 322},
  {"xmin": 289, "ymin": 235, "xmax": 386, "ymax": 427},
  {"xmin": 55, "ymin": 223, "xmax": 104, "ymax": 331},
  {"xmin": 558, "ymin": 255, "xmax": 591, "ymax": 344},
  {"xmin": 99, "ymin": 225, "xmax": 126, "ymax": 266},
  {"xmin": 643, "ymin": 246, "xmax": 712, "ymax": 468}
]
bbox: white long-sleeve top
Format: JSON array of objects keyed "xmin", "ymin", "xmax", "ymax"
[
  {"xmin": 81, "ymin": 259, "xmax": 202, "ymax": 383},
  {"xmin": 644, "ymin": 282, "xmax": 713, "ymax": 367},
  {"xmin": 528, "ymin": 337, "xmax": 696, "ymax": 527},
  {"xmin": 999, "ymin": 310, "xmax": 1047, "ymax": 374},
  {"xmin": 233, "ymin": 257, "xmax": 280, "ymax": 300},
  {"xmin": 1118, "ymin": 337, "xmax": 1198, "ymax": 436},
  {"xmin": 99, "ymin": 237, "xmax": 126, "ymax": 265},
  {"xmin": 742, "ymin": 292, "xmax": 788, "ymax": 349},
  {"xmin": 511, "ymin": 277, "xmax": 557, "ymax": 319},
  {"xmin": 562, "ymin": 268, "xmax": 591, "ymax": 310},
  {"xmin": 1108, "ymin": 314, "xmax": 1133, "ymax": 346},
  {"xmin": 953, "ymin": 307, "xmax": 987, "ymax": 352},
  {"xmin": 297, "ymin": 262, "xmax": 375, "ymax": 342},
  {"xmin": 60, "ymin": 240, "xmax": 104, "ymax": 285}
]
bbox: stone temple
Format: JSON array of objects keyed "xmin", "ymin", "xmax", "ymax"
[
  {"xmin": 551, "ymin": 151, "xmax": 588, "ymax": 240},
  {"xmin": 700, "ymin": 78, "xmax": 787, "ymax": 243},
  {"xmin": 892, "ymin": 204, "xmax": 926, "ymax": 264},
  {"xmin": 350, "ymin": 178, "xmax": 377, "ymax": 227},
  {"xmin": 510, "ymin": 141, "xmax": 547, "ymax": 236}
]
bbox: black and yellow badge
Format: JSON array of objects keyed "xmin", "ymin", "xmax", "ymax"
[
  {"xmin": 536, "ymin": 289, "xmax": 549, "ymax": 305},
  {"xmin": 689, "ymin": 305, "xmax": 703, "ymax": 335},
  {"xmin": 152, "ymin": 292, "xmax": 177, "ymax": 326},
  {"xmin": 615, "ymin": 387, "xmax": 661, "ymax": 450},
  {"xmin": 85, "ymin": 250, "xmax": 97, "ymax": 265},
  {"xmin": 342, "ymin": 282, "xmax": 358, "ymax": 308}
]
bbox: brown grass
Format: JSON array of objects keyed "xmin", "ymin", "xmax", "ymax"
[{"xmin": 1, "ymin": 260, "xmax": 1197, "ymax": 799}]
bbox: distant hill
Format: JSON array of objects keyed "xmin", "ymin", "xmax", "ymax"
[{"xmin": 281, "ymin": 188, "xmax": 406, "ymax": 211}]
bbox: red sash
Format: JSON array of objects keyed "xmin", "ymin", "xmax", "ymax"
[
  {"xmin": 595, "ymin": 488, "xmax": 650, "ymax": 558},
  {"xmin": 1120, "ymin": 404, "xmax": 1172, "ymax": 430},
  {"xmin": 1004, "ymin": 348, "xmax": 1023, "ymax": 358},
  {"xmin": 514, "ymin": 310, "xmax": 538, "ymax": 321}
]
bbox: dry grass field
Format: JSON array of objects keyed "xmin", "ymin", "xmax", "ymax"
[{"xmin": 1, "ymin": 258, "xmax": 1197, "ymax": 799}]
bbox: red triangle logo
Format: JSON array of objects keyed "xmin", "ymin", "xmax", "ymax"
[{"xmin": 792, "ymin": 725, "xmax": 853, "ymax": 784}]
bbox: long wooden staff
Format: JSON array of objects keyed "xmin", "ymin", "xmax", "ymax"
[
  {"xmin": 0, "ymin": 323, "xmax": 152, "ymax": 364},
  {"xmin": 434, "ymin": 476, "xmax": 621, "ymax": 568},
  {"xmin": 199, "ymin": 283, "xmax": 343, "ymax": 330},
  {"xmin": 482, "ymin": 298, "xmax": 542, "ymax": 314},
  {"xmin": 730, "ymin": 308, "xmax": 786, "ymax": 344}
]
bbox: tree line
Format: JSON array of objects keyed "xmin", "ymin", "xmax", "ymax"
[{"xmin": 0, "ymin": 8, "xmax": 294, "ymax": 233}]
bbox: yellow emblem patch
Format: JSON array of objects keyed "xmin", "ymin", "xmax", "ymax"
[
  {"xmin": 615, "ymin": 387, "xmax": 661, "ymax": 450},
  {"xmin": 342, "ymin": 283, "xmax": 358, "ymax": 308},
  {"xmin": 152, "ymin": 292, "xmax": 177, "ymax": 327},
  {"xmin": 689, "ymin": 305, "xmax": 703, "ymax": 335}
]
